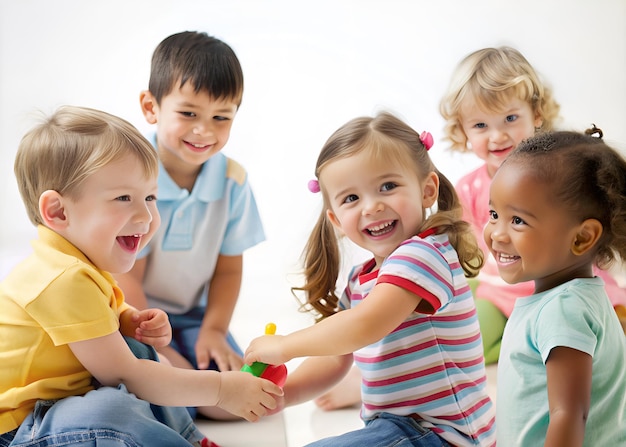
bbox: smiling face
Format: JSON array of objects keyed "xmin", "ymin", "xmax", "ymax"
[
  {"xmin": 142, "ymin": 81, "xmax": 238, "ymax": 175},
  {"xmin": 460, "ymin": 97, "xmax": 541, "ymax": 177},
  {"xmin": 54, "ymin": 153, "xmax": 160, "ymax": 274},
  {"xmin": 484, "ymin": 162, "xmax": 595, "ymax": 293},
  {"xmin": 321, "ymin": 148, "xmax": 438, "ymax": 266}
]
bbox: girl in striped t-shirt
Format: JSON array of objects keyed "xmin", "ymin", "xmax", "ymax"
[{"xmin": 244, "ymin": 111, "xmax": 496, "ymax": 446}]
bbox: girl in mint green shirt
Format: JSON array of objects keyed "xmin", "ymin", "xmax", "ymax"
[{"xmin": 485, "ymin": 128, "xmax": 626, "ymax": 446}]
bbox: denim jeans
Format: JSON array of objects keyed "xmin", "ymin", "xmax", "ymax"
[
  {"xmin": 305, "ymin": 412, "xmax": 451, "ymax": 447},
  {"xmin": 0, "ymin": 337, "xmax": 204, "ymax": 447},
  {"xmin": 168, "ymin": 306, "xmax": 243, "ymax": 370}
]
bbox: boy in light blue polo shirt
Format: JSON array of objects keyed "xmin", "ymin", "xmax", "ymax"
[{"xmin": 115, "ymin": 31, "xmax": 265, "ymax": 420}]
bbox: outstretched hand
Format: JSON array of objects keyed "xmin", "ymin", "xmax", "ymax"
[
  {"xmin": 217, "ymin": 371, "xmax": 284, "ymax": 422},
  {"xmin": 244, "ymin": 334, "xmax": 290, "ymax": 367},
  {"xmin": 131, "ymin": 308, "xmax": 172, "ymax": 348}
]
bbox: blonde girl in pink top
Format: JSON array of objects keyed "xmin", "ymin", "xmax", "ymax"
[{"xmin": 440, "ymin": 46, "xmax": 626, "ymax": 364}]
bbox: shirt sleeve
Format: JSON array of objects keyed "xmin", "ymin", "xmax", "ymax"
[
  {"xmin": 377, "ymin": 239, "xmax": 454, "ymax": 313},
  {"xmin": 26, "ymin": 265, "xmax": 121, "ymax": 346},
  {"xmin": 221, "ymin": 175, "xmax": 266, "ymax": 255},
  {"xmin": 534, "ymin": 292, "xmax": 598, "ymax": 363}
]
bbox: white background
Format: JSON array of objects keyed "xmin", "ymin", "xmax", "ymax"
[{"xmin": 1, "ymin": 0, "xmax": 625, "ymax": 334}]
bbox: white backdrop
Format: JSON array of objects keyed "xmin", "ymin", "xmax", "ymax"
[{"xmin": 1, "ymin": 1, "xmax": 625, "ymax": 324}]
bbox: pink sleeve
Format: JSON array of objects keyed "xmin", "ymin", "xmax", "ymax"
[{"xmin": 595, "ymin": 268, "xmax": 626, "ymax": 307}]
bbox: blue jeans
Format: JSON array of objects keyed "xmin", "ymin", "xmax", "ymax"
[
  {"xmin": 305, "ymin": 413, "xmax": 451, "ymax": 447},
  {"xmin": 0, "ymin": 338, "xmax": 204, "ymax": 447},
  {"xmin": 168, "ymin": 306, "xmax": 242, "ymax": 371}
]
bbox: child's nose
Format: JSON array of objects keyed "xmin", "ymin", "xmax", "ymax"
[
  {"xmin": 362, "ymin": 198, "xmax": 383, "ymax": 215},
  {"xmin": 489, "ymin": 128, "xmax": 507, "ymax": 144},
  {"xmin": 487, "ymin": 222, "xmax": 508, "ymax": 243},
  {"xmin": 193, "ymin": 119, "xmax": 213, "ymax": 136},
  {"xmin": 135, "ymin": 202, "xmax": 154, "ymax": 224}
]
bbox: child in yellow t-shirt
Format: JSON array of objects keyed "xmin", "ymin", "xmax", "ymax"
[{"xmin": 0, "ymin": 106, "xmax": 281, "ymax": 446}]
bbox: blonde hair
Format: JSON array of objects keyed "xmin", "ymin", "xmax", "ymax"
[
  {"xmin": 294, "ymin": 112, "xmax": 484, "ymax": 320},
  {"xmin": 14, "ymin": 105, "xmax": 159, "ymax": 226},
  {"xmin": 440, "ymin": 46, "xmax": 560, "ymax": 153}
]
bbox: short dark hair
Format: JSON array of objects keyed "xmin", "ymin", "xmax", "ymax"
[{"xmin": 148, "ymin": 31, "xmax": 244, "ymax": 106}]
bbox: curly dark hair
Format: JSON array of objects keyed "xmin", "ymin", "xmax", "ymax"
[{"xmin": 502, "ymin": 127, "xmax": 626, "ymax": 269}]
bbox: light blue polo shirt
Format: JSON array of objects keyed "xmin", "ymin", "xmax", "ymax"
[{"xmin": 139, "ymin": 137, "xmax": 265, "ymax": 314}]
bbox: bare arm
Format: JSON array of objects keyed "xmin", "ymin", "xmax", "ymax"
[
  {"xmin": 264, "ymin": 354, "xmax": 354, "ymax": 416},
  {"xmin": 115, "ymin": 256, "xmax": 148, "ymax": 310},
  {"xmin": 69, "ymin": 330, "xmax": 282, "ymax": 421},
  {"xmin": 245, "ymin": 283, "xmax": 420, "ymax": 366},
  {"xmin": 544, "ymin": 346, "xmax": 592, "ymax": 447},
  {"xmin": 282, "ymin": 354, "xmax": 354, "ymax": 407},
  {"xmin": 196, "ymin": 254, "xmax": 243, "ymax": 371}
]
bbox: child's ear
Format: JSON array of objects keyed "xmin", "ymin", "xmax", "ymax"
[
  {"xmin": 571, "ymin": 218, "xmax": 603, "ymax": 256},
  {"xmin": 39, "ymin": 190, "xmax": 68, "ymax": 230},
  {"xmin": 139, "ymin": 90, "xmax": 158, "ymax": 125},
  {"xmin": 534, "ymin": 114, "xmax": 544, "ymax": 130},
  {"xmin": 422, "ymin": 172, "xmax": 439, "ymax": 209},
  {"xmin": 326, "ymin": 209, "xmax": 344, "ymax": 235}
]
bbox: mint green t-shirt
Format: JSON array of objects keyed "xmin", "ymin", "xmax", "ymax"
[{"xmin": 497, "ymin": 277, "xmax": 626, "ymax": 446}]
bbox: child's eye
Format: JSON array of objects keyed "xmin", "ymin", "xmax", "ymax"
[
  {"xmin": 512, "ymin": 216, "xmax": 525, "ymax": 225},
  {"xmin": 381, "ymin": 182, "xmax": 397, "ymax": 192},
  {"xmin": 214, "ymin": 115, "xmax": 230, "ymax": 121},
  {"xmin": 506, "ymin": 115, "xmax": 518, "ymax": 123},
  {"xmin": 488, "ymin": 210, "xmax": 498, "ymax": 220},
  {"xmin": 343, "ymin": 194, "xmax": 358, "ymax": 204},
  {"xmin": 474, "ymin": 122, "xmax": 487, "ymax": 129},
  {"xmin": 146, "ymin": 195, "xmax": 157, "ymax": 202},
  {"xmin": 180, "ymin": 111, "xmax": 196, "ymax": 118},
  {"xmin": 116, "ymin": 195, "xmax": 131, "ymax": 202}
]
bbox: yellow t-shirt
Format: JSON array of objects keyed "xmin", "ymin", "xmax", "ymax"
[{"xmin": 0, "ymin": 226, "xmax": 129, "ymax": 434}]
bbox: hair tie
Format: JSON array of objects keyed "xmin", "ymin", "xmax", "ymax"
[
  {"xmin": 308, "ymin": 179, "xmax": 320, "ymax": 193},
  {"xmin": 584, "ymin": 124, "xmax": 603, "ymax": 139},
  {"xmin": 420, "ymin": 131, "xmax": 434, "ymax": 150}
]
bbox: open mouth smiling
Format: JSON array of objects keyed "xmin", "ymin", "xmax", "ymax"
[
  {"xmin": 491, "ymin": 146, "xmax": 513, "ymax": 157},
  {"xmin": 496, "ymin": 252, "xmax": 520, "ymax": 264},
  {"xmin": 117, "ymin": 235, "xmax": 141, "ymax": 252},
  {"xmin": 184, "ymin": 140, "xmax": 212, "ymax": 151},
  {"xmin": 365, "ymin": 221, "xmax": 396, "ymax": 237}
]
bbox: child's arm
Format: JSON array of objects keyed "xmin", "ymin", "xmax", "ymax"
[
  {"xmin": 544, "ymin": 346, "xmax": 592, "ymax": 447},
  {"xmin": 197, "ymin": 254, "xmax": 243, "ymax": 371},
  {"xmin": 69, "ymin": 330, "xmax": 283, "ymax": 421},
  {"xmin": 274, "ymin": 354, "xmax": 354, "ymax": 414},
  {"xmin": 115, "ymin": 257, "xmax": 149, "ymax": 310},
  {"xmin": 245, "ymin": 283, "xmax": 419, "ymax": 366}
]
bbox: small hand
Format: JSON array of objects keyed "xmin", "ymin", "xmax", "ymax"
[
  {"xmin": 216, "ymin": 371, "xmax": 283, "ymax": 422},
  {"xmin": 243, "ymin": 334, "xmax": 289, "ymax": 367},
  {"xmin": 132, "ymin": 308, "xmax": 172, "ymax": 348},
  {"xmin": 265, "ymin": 393, "xmax": 286, "ymax": 416},
  {"xmin": 195, "ymin": 328, "xmax": 244, "ymax": 371}
]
